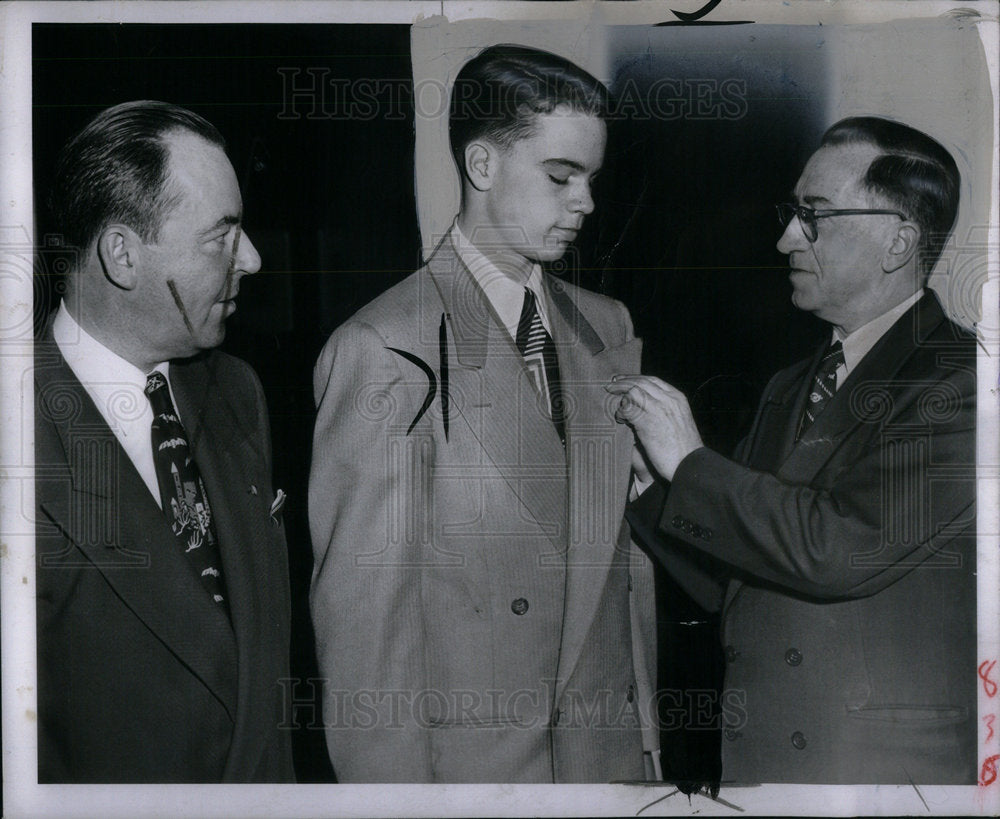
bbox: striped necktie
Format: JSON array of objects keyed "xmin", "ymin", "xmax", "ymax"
[
  {"xmin": 515, "ymin": 287, "xmax": 565, "ymax": 444},
  {"xmin": 797, "ymin": 339, "xmax": 845, "ymax": 439}
]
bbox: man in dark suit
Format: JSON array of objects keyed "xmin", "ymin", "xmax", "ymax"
[
  {"xmin": 35, "ymin": 101, "xmax": 294, "ymax": 782},
  {"xmin": 609, "ymin": 117, "xmax": 976, "ymax": 784}
]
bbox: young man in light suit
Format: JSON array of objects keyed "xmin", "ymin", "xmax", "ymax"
[
  {"xmin": 309, "ymin": 44, "xmax": 659, "ymax": 783},
  {"xmin": 613, "ymin": 117, "xmax": 976, "ymax": 785}
]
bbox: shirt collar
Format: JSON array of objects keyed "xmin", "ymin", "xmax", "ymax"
[
  {"xmin": 450, "ymin": 220, "xmax": 551, "ymax": 341},
  {"xmin": 52, "ymin": 302, "xmax": 171, "ymax": 429},
  {"xmin": 834, "ymin": 289, "xmax": 924, "ymax": 374}
]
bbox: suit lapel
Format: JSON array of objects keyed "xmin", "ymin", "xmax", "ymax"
[
  {"xmin": 742, "ymin": 353, "xmax": 818, "ymax": 472},
  {"xmin": 35, "ymin": 340, "xmax": 238, "ymax": 721},
  {"xmin": 172, "ymin": 355, "xmax": 282, "ymax": 773},
  {"xmin": 171, "ymin": 356, "xmax": 262, "ymax": 628},
  {"xmin": 544, "ymin": 276, "xmax": 642, "ymax": 698},
  {"xmin": 426, "ymin": 239, "xmax": 568, "ymax": 550}
]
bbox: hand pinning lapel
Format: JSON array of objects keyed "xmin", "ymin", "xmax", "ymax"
[{"xmin": 385, "ymin": 312, "xmax": 450, "ymax": 441}]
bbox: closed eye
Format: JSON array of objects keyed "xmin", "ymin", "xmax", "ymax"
[{"xmin": 548, "ymin": 174, "xmax": 569, "ymax": 186}]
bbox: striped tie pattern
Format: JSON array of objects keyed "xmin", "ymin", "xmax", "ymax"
[
  {"xmin": 146, "ymin": 371, "xmax": 229, "ymax": 612},
  {"xmin": 797, "ymin": 339, "xmax": 845, "ymax": 439},
  {"xmin": 515, "ymin": 288, "xmax": 565, "ymax": 444}
]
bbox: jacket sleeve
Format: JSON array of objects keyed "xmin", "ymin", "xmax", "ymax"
[
  {"xmin": 658, "ymin": 362, "xmax": 976, "ymax": 600},
  {"xmin": 627, "ymin": 482, "xmax": 727, "ymax": 613},
  {"xmin": 308, "ymin": 320, "xmax": 434, "ymax": 782}
]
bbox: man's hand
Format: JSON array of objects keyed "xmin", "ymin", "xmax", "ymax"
[
  {"xmin": 607, "ymin": 375, "xmax": 704, "ymax": 482},
  {"xmin": 631, "ymin": 442, "xmax": 653, "ymax": 484}
]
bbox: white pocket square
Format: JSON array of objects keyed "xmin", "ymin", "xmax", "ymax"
[{"xmin": 269, "ymin": 489, "xmax": 287, "ymax": 523}]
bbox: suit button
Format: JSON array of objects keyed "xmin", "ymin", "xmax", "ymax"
[
  {"xmin": 511, "ymin": 598, "xmax": 529, "ymax": 616},
  {"xmin": 724, "ymin": 645, "xmax": 739, "ymax": 663},
  {"xmin": 682, "ymin": 521, "xmax": 693, "ymax": 534},
  {"xmin": 691, "ymin": 524, "xmax": 703, "ymax": 538},
  {"xmin": 627, "ymin": 685, "xmax": 635, "ymax": 703},
  {"xmin": 671, "ymin": 515, "xmax": 684, "ymax": 529},
  {"xmin": 724, "ymin": 728, "xmax": 741, "ymax": 741},
  {"xmin": 785, "ymin": 648, "xmax": 803, "ymax": 666},
  {"xmin": 791, "ymin": 731, "xmax": 807, "ymax": 750},
  {"xmin": 702, "ymin": 528, "xmax": 713, "ymax": 541}
]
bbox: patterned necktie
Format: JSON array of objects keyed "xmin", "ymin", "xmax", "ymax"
[
  {"xmin": 515, "ymin": 287, "xmax": 565, "ymax": 444},
  {"xmin": 145, "ymin": 371, "xmax": 229, "ymax": 611},
  {"xmin": 797, "ymin": 339, "xmax": 845, "ymax": 439}
]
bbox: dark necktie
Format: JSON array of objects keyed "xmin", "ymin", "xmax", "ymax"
[
  {"xmin": 515, "ymin": 287, "xmax": 565, "ymax": 444},
  {"xmin": 797, "ymin": 339, "xmax": 845, "ymax": 439},
  {"xmin": 145, "ymin": 371, "xmax": 229, "ymax": 610}
]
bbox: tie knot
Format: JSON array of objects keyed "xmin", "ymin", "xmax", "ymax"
[
  {"xmin": 145, "ymin": 371, "xmax": 168, "ymax": 395},
  {"xmin": 819, "ymin": 339, "xmax": 846, "ymax": 375},
  {"xmin": 520, "ymin": 287, "xmax": 539, "ymax": 324},
  {"xmin": 145, "ymin": 371, "xmax": 174, "ymax": 416},
  {"xmin": 824, "ymin": 339, "xmax": 845, "ymax": 366}
]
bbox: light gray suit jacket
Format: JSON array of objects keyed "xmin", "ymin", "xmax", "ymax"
[{"xmin": 309, "ymin": 235, "xmax": 657, "ymax": 783}]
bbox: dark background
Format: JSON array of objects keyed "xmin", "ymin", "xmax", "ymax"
[{"xmin": 33, "ymin": 22, "xmax": 830, "ymax": 785}]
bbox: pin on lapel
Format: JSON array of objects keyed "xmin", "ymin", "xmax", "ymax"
[{"xmin": 270, "ymin": 489, "xmax": 286, "ymax": 525}]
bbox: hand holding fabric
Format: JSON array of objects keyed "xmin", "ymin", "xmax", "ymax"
[{"xmin": 607, "ymin": 375, "xmax": 704, "ymax": 482}]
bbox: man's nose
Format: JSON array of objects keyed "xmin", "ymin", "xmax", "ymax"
[
  {"xmin": 571, "ymin": 181, "xmax": 595, "ymax": 216},
  {"xmin": 233, "ymin": 229, "xmax": 262, "ymax": 276},
  {"xmin": 776, "ymin": 215, "xmax": 808, "ymax": 255}
]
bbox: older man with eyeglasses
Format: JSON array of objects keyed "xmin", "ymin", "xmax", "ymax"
[{"xmin": 609, "ymin": 117, "xmax": 977, "ymax": 785}]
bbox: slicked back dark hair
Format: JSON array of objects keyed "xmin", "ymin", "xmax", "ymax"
[
  {"xmin": 449, "ymin": 44, "xmax": 609, "ymax": 178},
  {"xmin": 49, "ymin": 100, "xmax": 226, "ymax": 267},
  {"xmin": 820, "ymin": 116, "xmax": 960, "ymax": 276}
]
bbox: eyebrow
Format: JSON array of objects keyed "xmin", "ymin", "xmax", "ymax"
[
  {"xmin": 799, "ymin": 194, "xmax": 833, "ymax": 207},
  {"xmin": 541, "ymin": 158, "xmax": 593, "ymax": 174},
  {"xmin": 199, "ymin": 214, "xmax": 241, "ymax": 238}
]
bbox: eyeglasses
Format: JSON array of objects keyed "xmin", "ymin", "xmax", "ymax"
[{"xmin": 776, "ymin": 203, "xmax": 907, "ymax": 243}]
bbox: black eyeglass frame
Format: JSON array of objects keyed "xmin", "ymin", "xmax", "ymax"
[{"xmin": 776, "ymin": 203, "xmax": 907, "ymax": 242}]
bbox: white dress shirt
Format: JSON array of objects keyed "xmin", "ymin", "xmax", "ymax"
[
  {"xmin": 52, "ymin": 302, "xmax": 174, "ymax": 507},
  {"xmin": 832, "ymin": 289, "xmax": 924, "ymax": 388},
  {"xmin": 450, "ymin": 221, "xmax": 553, "ymax": 342}
]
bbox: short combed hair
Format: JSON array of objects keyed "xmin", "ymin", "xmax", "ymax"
[
  {"xmin": 49, "ymin": 100, "xmax": 226, "ymax": 263},
  {"xmin": 820, "ymin": 116, "xmax": 960, "ymax": 275},
  {"xmin": 449, "ymin": 44, "xmax": 609, "ymax": 177}
]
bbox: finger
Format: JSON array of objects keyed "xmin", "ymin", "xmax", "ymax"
[
  {"xmin": 608, "ymin": 375, "xmax": 677, "ymax": 403},
  {"xmin": 613, "ymin": 383, "xmax": 657, "ymax": 421},
  {"xmin": 608, "ymin": 374, "xmax": 668, "ymax": 391},
  {"xmin": 614, "ymin": 390, "xmax": 641, "ymax": 422},
  {"xmin": 614, "ymin": 385, "xmax": 664, "ymax": 428}
]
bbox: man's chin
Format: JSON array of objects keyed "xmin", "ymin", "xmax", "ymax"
[
  {"xmin": 789, "ymin": 278, "xmax": 818, "ymax": 312},
  {"xmin": 186, "ymin": 325, "xmax": 227, "ymax": 358},
  {"xmin": 532, "ymin": 244, "xmax": 570, "ymax": 264}
]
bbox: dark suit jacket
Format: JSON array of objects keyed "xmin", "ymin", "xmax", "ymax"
[
  {"xmin": 35, "ymin": 326, "xmax": 295, "ymax": 783},
  {"xmin": 630, "ymin": 292, "xmax": 977, "ymax": 784}
]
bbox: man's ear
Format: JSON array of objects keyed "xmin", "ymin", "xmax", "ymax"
[
  {"xmin": 882, "ymin": 222, "xmax": 921, "ymax": 274},
  {"xmin": 463, "ymin": 141, "xmax": 496, "ymax": 192},
  {"xmin": 96, "ymin": 224, "xmax": 140, "ymax": 290}
]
